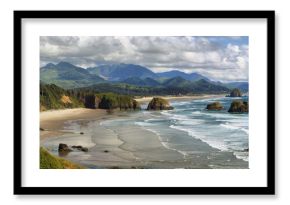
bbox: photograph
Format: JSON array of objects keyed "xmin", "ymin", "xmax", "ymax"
[
  {"xmin": 39, "ymin": 36, "xmax": 249, "ymax": 169},
  {"xmin": 14, "ymin": 10, "xmax": 274, "ymax": 194}
]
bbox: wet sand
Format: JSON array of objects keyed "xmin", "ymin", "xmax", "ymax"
[
  {"xmin": 40, "ymin": 95, "xmax": 248, "ymax": 169},
  {"xmin": 41, "ymin": 109, "xmax": 188, "ymax": 168},
  {"xmin": 40, "ymin": 108, "xmax": 108, "ymax": 141},
  {"xmin": 40, "ymin": 109, "xmax": 247, "ymax": 169}
]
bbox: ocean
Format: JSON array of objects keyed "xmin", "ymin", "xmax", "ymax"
[
  {"xmin": 42, "ymin": 96, "xmax": 249, "ymax": 169},
  {"xmin": 135, "ymin": 96, "xmax": 249, "ymax": 162}
]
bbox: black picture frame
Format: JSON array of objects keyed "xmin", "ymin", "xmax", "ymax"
[{"xmin": 14, "ymin": 10, "xmax": 275, "ymax": 195}]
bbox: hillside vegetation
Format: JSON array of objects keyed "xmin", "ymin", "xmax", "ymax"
[
  {"xmin": 40, "ymin": 62, "xmax": 247, "ymax": 93},
  {"xmin": 40, "ymin": 83, "xmax": 84, "ymax": 111},
  {"xmin": 40, "ymin": 147, "xmax": 84, "ymax": 169},
  {"xmin": 40, "ymin": 83, "xmax": 140, "ymax": 111},
  {"xmin": 82, "ymin": 79, "xmax": 229, "ymax": 96},
  {"xmin": 40, "ymin": 62, "xmax": 104, "ymax": 88}
]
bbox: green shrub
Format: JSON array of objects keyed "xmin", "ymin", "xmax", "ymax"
[{"xmin": 40, "ymin": 147, "xmax": 83, "ymax": 169}]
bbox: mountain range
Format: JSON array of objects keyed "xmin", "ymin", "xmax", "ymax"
[
  {"xmin": 40, "ymin": 62, "xmax": 248, "ymax": 93},
  {"xmin": 40, "ymin": 62, "xmax": 104, "ymax": 88},
  {"xmin": 157, "ymin": 70, "xmax": 210, "ymax": 81},
  {"xmin": 87, "ymin": 64, "xmax": 158, "ymax": 81}
]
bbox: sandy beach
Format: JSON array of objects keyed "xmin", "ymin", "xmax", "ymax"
[
  {"xmin": 40, "ymin": 94, "xmax": 225, "ymax": 139},
  {"xmin": 40, "ymin": 107, "xmax": 187, "ymax": 168},
  {"xmin": 40, "ymin": 108, "xmax": 108, "ymax": 141},
  {"xmin": 40, "ymin": 94, "xmax": 248, "ymax": 169}
]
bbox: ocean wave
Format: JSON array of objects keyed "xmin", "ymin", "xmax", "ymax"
[
  {"xmin": 144, "ymin": 118, "xmax": 167, "ymax": 123},
  {"xmin": 134, "ymin": 121, "xmax": 155, "ymax": 127},
  {"xmin": 170, "ymin": 101, "xmax": 191, "ymax": 106},
  {"xmin": 169, "ymin": 125, "xmax": 219, "ymax": 147},
  {"xmin": 191, "ymin": 111, "xmax": 202, "ymax": 115},
  {"xmin": 233, "ymin": 151, "xmax": 249, "ymax": 162},
  {"xmin": 169, "ymin": 125, "xmax": 248, "ymax": 161},
  {"xmin": 202, "ymin": 112, "xmax": 243, "ymax": 118},
  {"xmin": 177, "ymin": 119, "xmax": 204, "ymax": 126},
  {"xmin": 134, "ymin": 124, "xmax": 188, "ymax": 158},
  {"xmin": 220, "ymin": 123, "xmax": 249, "ymax": 134},
  {"xmin": 161, "ymin": 112, "xmax": 204, "ymax": 126}
]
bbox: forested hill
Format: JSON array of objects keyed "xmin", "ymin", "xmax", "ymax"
[
  {"xmin": 40, "ymin": 83, "xmax": 140, "ymax": 111},
  {"xmin": 40, "ymin": 83, "xmax": 84, "ymax": 111},
  {"xmin": 40, "ymin": 62, "xmax": 247, "ymax": 92},
  {"xmin": 80, "ymin": 79, "xmax": 230, "ymax": 96}
]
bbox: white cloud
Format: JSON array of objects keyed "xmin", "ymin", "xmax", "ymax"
[{"xmin": 40, "ymin": 36, "xmax": 248, "ymax": 82}]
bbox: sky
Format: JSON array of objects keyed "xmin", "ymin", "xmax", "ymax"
[{"xmin": 40, "ymin": 36, "xmax": 248, "ymax": 82}]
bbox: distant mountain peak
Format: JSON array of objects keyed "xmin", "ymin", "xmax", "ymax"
[
  {"xmin": 57, "ymin": 61, "xmax": 75, "ymax": 67},
  {"xmin": 157, "ymin": 70, "xmax": 209, "ymax": 82},
  {"xmin": 197, "ymin": 78, "xmax": 208, "ymax": 83},
  {"xmin": 45, "ymin": 63, "xmax": 55, "ymax": 67},
  {"xmin": 87, "ymin": 63, "xmax": 157, "ymax": 81},
  {"xmin": 41, "ymin": 63, "xmax": 57, "ymax": 69},
  {"xmin": 40, "ymin": 61, "xmax": 104, "ymax": 89}
]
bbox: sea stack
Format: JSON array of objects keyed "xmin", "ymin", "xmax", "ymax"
[
  {"xmin": 228, "ymin": 100, "xmax": 248, "ymax": 113},
  {"xmin": 147, "ymin": 97, "xmax": 174, "ymax": 110},
  {"xmin": 229, "ymin": 88, "xmax": 242, "ymax": 97},
  {"xmin": 58, "ymin": 143, "xmax": 72, "ymax": 152},
  {"xmin": 206, "ymin": 102, "xmax": 224, "ymax": 110}
]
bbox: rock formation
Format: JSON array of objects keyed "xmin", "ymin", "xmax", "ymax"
[
  {"xmin": 147, "ymin": 97, "xmax": 174, "ymax": 110},
  {"xmin": 228, "ymin": 100, "xmax": 248, "ymax": 113},
  {"xmin": 206, "ymin": 102, "xmax": 224, "ymax": 110},
  {"xmin": 229, "ymin": 88, "xmax": 242, "ymax": 97}
]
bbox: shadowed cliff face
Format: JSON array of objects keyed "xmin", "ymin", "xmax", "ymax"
[{"xmin": 84, "ymin": 95, "xmax": 101, "ymax": 109}]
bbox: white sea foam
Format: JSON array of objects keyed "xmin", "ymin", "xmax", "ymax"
[
  {"xmin": 134, "ymin": 121, "xmax": 188, "ymax": 158},
  {"xmin": 202, "ymin": 112, "xmax": 243, "ymax": 119},
  {"xmin": 169, "ymin": 125, "xmax": 222, "ymax": 149},
  {"xmin": 220, "ymin": 123, "xmax": 249, "ymax": 135},
  {"xmin": 169, "ymin": 125, "xmax": 248, "ymax": 161},
  {"xmin": 161, "ymin": 111, "xmax": 205, "ymax": 126},
  {"xmin": 234, "ymin": 151, "xmax": 249, "ymax": 162}
]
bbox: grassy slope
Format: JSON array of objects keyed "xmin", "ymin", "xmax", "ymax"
[
  {"xmin": 40, "ymin": 147, "xmax": 84, "ymax": 169},
  {"xmin": 40, "ymin": 83, "xmax": 84, "ymax": 111}
]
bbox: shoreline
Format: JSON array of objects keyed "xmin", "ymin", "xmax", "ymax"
[
  {"xmin": 40, "ymin": 94, "xmax": 248, "ymax": 169},
  {"xmin": 40, "ymin": 94, "xmax": 225, "ymax": 140},
  {"xmin": 40, "ymin": 108, "xmax": 109, "ymax": 141},
  {"xmin": 134, "ymin": 94, "xmax": 226, "ymax": 104}
]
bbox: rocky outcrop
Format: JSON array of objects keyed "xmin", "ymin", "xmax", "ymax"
[
  {"xmin": 229, "ymin": 88, "xmax": 242, "ymax": 97},
  {"xmin": 40, "ymin": 147, "xmax": 83, "ymax": 169},
  {"xmin": 60, "ymin": 95, "xmax": 72, "ymax": 104},
  {"xmin": 228, "ymin": 101, "xmax": 248, "ymax": 113},
  {"xmin": 84, "ymin": 95, "xmax": 101, "ymax": 109},
  {"xmin": 147, "ymin": 97, "xmax": 174, "ymax": 110},
  {"xmin": 133, "ymin": 100, "xmax": 141, "ymax": 110},
  {"xmin": 58, "ymin": 143, "xmax": 72, "ymax": 152},
  {"xmin": 98, "ymin": 94, "xmax": 140, "ymax": 110},
  {"xmin": 72, "ymin": 145, "xmax": 88, "ymax": 152},
  {"xmin": 206, "ymin": 102, "xmax": 223, "ymax": 110},
  {"xmin": 58, "ymin": 143, "xmax": 89, "ymax": 154}
]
